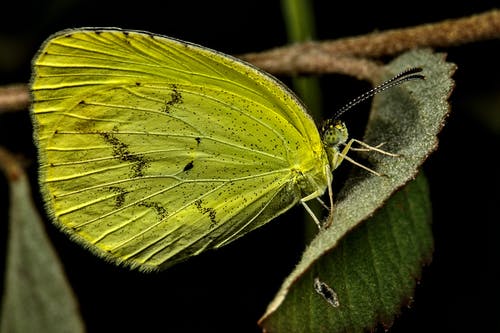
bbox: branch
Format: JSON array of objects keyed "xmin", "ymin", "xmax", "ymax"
[
  {"xmin": 241, "ymin": 9, "xmax": 500, "ymax": 79},
  {"xmin": 0, "ymin": 84, "xmax": 29, "ymax": 113}
]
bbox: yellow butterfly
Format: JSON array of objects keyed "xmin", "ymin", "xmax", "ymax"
[{"xmin": 31, "ymin": 28, "xmax": 422, "ymax": 271}]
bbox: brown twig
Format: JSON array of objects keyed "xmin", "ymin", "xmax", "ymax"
[
  {"xmin": 241, "ymin": 9, "xmax": 500, "ymax": 79},
  {"xmin": 322, "ymin": 9, "xmax": 500, "ymax": 57},
  {"xmin": 0, "ymin": 84, "xmax": 30, "ymax": 113},
  {"xmin": 244, "ymin": 50, "xmax": 384, "ymax": 82}
]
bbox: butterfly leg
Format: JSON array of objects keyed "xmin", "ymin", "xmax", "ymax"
[
  {"xmin": 313, "ymin": 197, "xmax": 329, "ymax": 210},
  {"xmin": 349, "ymin": 142, "xmax": 385, "ymax": 152},
  {"xmin": 312, "ymin": 188, "xmax": 335, "ymax": 228},
  {"xmin": 336, "ymin": 139, "xmax": 384, "ymax": 177},
  {"xmin": 300, "ymin": 200, "xmax": 323, "ymax": 230},
  {"xmin": 349, "ymin": 139, "xmax": 399, "ymax": 156}
]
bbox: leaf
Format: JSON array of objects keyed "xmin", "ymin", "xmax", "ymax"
[
  {"xmin": 0, "ymin": 172, "xmax": 85, "ymax": 333},
  {"xmin": 260, "ymin": 49, "xmax": 456, "ymax": 328},
  {"xmin": 261, "ymin": 173, "xmax": 433, "ymax": 332}
]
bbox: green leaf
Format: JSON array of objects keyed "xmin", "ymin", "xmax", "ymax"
[
  {"xmin": 262, "ymin": 173, "xmax": 433, "ymax": 332},
  {"xmin": 260, "ymin": 49, "xmax": 456, "ymax": 330},
  {"xmin": 0, "ymin": 172, "xmax": 85, "ymax": 333}
]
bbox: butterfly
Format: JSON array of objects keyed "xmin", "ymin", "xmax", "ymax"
[{"xmin": 30, "ymin": 28, "xmax": 422, "ymax": 271}]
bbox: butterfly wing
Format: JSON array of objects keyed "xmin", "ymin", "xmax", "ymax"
[{"xmin": 31, "ymin": 28, "xmax": 330, "ymax": 270}]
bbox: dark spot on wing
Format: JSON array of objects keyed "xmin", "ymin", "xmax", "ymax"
[
  {"xmin": 78, "ymin": 100, "xmax": 86, "ymax": 105},
  {"xmin": 163, "ymin": 84, "xmax": 183, "ymax": 113},
  {"xmin": 131, "ymin": 159, "xmax": 149, "ymax": 178},
  {"xmin": 195, "ymin": 137, "xmax": 201, "ymax": 145},
  {"xmin": 99, "ymin": 130, "xmax": 149, "ymax": 178},
  {"xmin": 138, "ymin": 201, "xmax": 167, "ymax": 221},
  {"xmin": 109, "ymin": 186, "xmax": 128, "ymax": 208},
  {"xmin": 183, "ymin": 161, "xmax": 194, "ymax": 172},
  {"xmin": 100, "ymin": 131, "xmax": 128, "ymax": 157},
  {"xmin": 194, "ymin": 199, "xmax": 217, "ymax": 228},
  {"xmin": 135, "ymin": 82, "xmax": 141, "ymax": 86},
  {"xmin": 122, "ymin": 31, "xmax": 131, "ymax": 45}
]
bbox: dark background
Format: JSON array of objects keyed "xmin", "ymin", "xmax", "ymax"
[{"xmin": 1, "ymin": 1, "xmax": 498, "ymax": 332}]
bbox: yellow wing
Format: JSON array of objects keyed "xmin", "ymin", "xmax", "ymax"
[{"xmin": 31, "ymin": 28, "xmax": 330, "ymax": 271}]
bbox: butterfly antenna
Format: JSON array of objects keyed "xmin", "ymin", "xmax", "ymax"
[{"xmin": 332, "ymin": 67, "xmax": 425, "ymax": 120}]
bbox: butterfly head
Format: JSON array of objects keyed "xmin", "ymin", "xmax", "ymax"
[{"xmin": 321, "ymin": 119, "xmax": 348, "ymax": 149}]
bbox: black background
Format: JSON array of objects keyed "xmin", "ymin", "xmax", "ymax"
[{"xmin": 0, "ymin": 1, "xmax": 498, "ymax": 332}]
